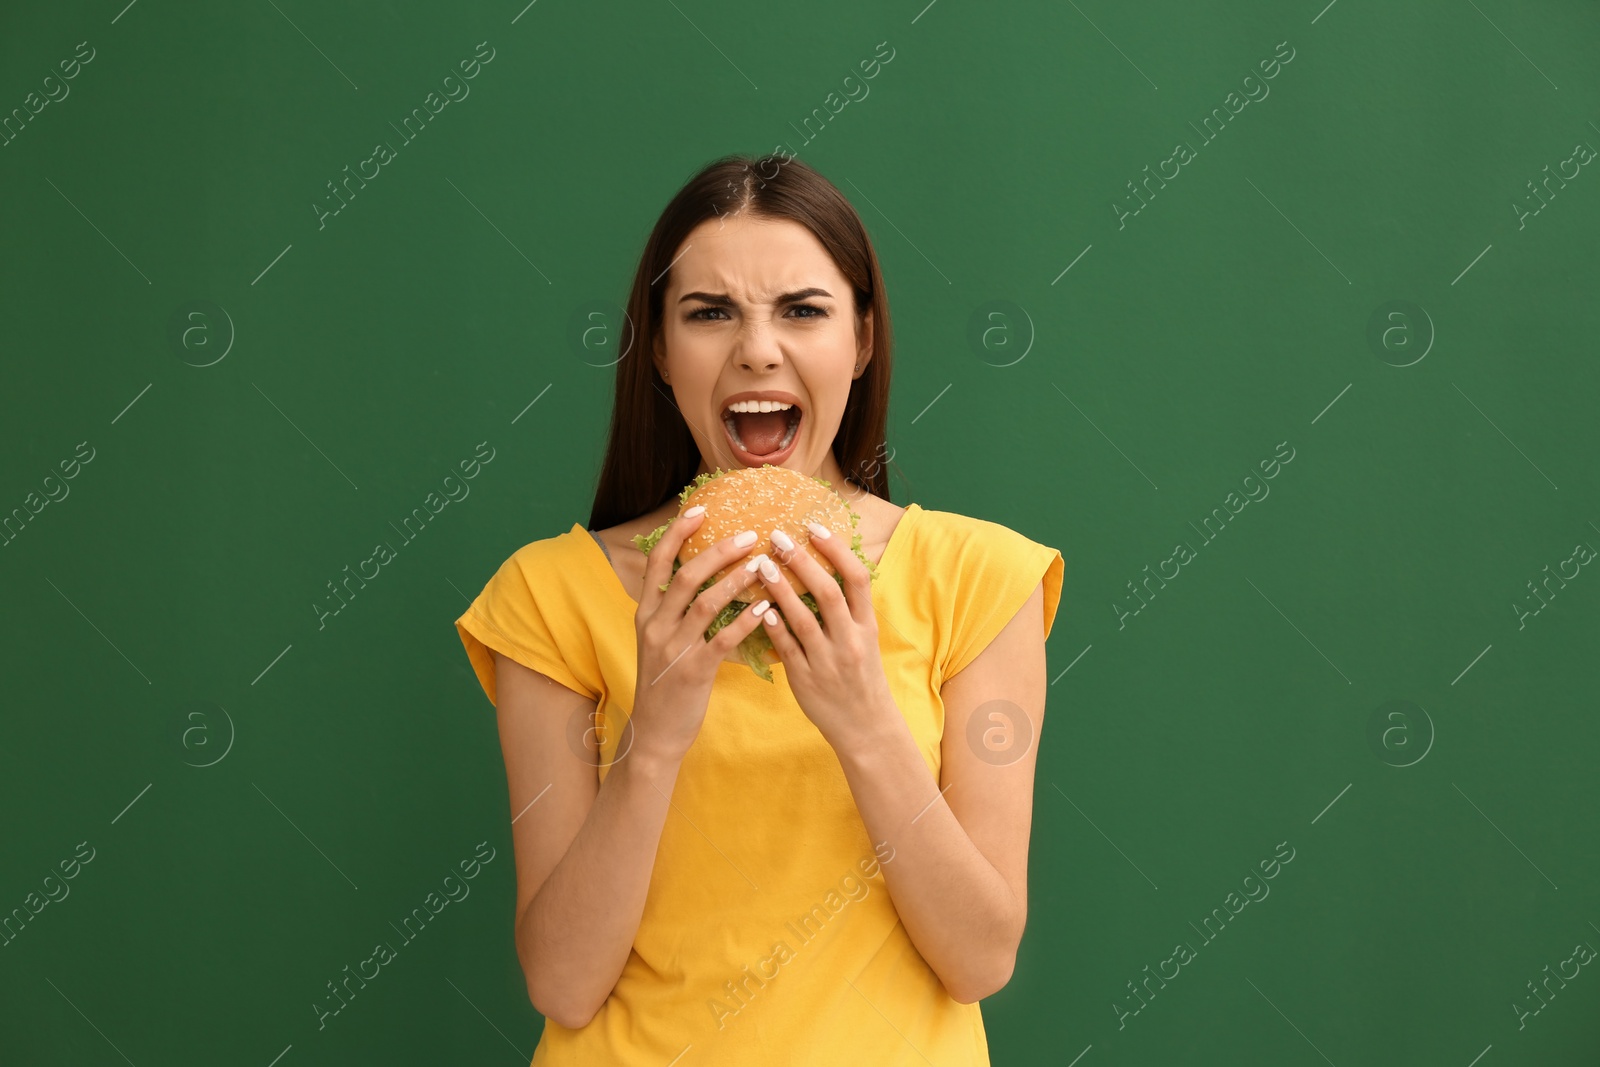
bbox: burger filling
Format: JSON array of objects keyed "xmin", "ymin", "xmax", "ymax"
[{"xmin": 724, "ymin": 405, "xmax": 801, "ymax": 457}]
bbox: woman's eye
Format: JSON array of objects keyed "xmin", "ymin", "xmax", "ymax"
[{"xmin": 687, "ymin": 304, "xmax": 826, "ymax": 321}]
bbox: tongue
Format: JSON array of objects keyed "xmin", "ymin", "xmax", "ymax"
[{"xmin": 733, "ymin": 411, "xmax": 791, "ymax": 455}]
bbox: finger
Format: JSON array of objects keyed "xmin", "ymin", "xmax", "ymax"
[
  {"xmin": 751, "ymin": 552, "xmax": 824, "ymax": 652},
  {"xmin": 804, "ymin": 519, "xmax": 875, "ymax": 628},
  {"xmin": 710, "ymin": 594, "xmax": 774, "ymax": 658},
  {"xmin": 685, "ymin": 555, "xmax": 764, "ymax": 636},
  {"xmin": 654, "ymin": 570, "xmax": 759, "ymax": 685},
  {"xmin": 766, "ymin": 526, "xmax": 850, "ymax": 634},
  {"xmin": 640, "ymin": 505, "xmax": 706, "ymax": 615},
  {"xmin": 663, "ymin": 527, "xmax": 759, "ymax": 621},
  {"xmin": 756, "ymin": 599, "xmax": 806, "ymax": 667}
]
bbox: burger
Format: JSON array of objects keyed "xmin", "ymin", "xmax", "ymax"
[{"xmin": 631, "ymin": 463, "xmax": 880, "ymax": 681}]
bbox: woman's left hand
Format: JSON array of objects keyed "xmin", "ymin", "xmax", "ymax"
[{"xmin": 753, "ymin": 520, "xmax": 898, "ymax": 750}]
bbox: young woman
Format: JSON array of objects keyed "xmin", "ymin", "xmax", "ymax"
[{"xmin": 455, "ymin": 154, "xmax": 1064, "ymax": 1066}]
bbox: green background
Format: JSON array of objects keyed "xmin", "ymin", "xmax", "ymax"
[{"xmin": 4, "ymin": 0, "xmax": 1598, "ymax": 1063}]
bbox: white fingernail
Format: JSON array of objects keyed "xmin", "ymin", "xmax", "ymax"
[
  {"xmin": 745, "ymin": 554, "xmax": 766, "ymax": 572},
  {"xmin": 771, "ymin": 528, "xmax": 795, "ymax": 552},
  {"xmin": 806, "ymin": 521, "xmax": 831, "ymax": 540},
  {"xmin": 684, "ymin": 504, "xmax": 705, "ymax": 518},
  {"xmin": 751, "ymin": 599, "xmax": 770, "ymax": 616},
  {"xmin": 759, "ymin": 557, "xmax": 781, "ymax": 582},
  {"xmin": 733, "ymin": 530, "xmax": 756, "ymax": 547}
]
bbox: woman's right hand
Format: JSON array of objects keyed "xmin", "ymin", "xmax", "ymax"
[{"xmin": 629, "ymin": 506, "xmax": 770, "ymax": 764}]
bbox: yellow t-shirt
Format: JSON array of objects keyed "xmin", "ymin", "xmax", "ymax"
[{"xmin": 454, "ymin": 502, "xmax": 1064, "ymax": 1066}]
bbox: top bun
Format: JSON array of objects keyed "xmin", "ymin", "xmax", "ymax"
[{"xmin": 677, "ymin": 464, "xmax": 856, "ymax": 593}]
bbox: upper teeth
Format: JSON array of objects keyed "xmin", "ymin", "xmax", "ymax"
[{"xmin": 725, "ymin": 400, "xmax": 794, "ymax": 413}]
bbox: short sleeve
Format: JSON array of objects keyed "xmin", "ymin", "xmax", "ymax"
[
  {"xmin": 454, "ymin": 537, "xmax": 600, "ymax": 706},
  {"xmin": 937, "ymin": 516, "xmax": 1064, "ymax": 682}
]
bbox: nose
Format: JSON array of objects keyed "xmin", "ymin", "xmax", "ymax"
[{"xmin": 732, "ymin": 316, "xmax": 784, "ymax": 372}]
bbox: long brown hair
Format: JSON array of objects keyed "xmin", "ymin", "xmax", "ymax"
[{"xmin": 587, "ymin": 153, "xmax": 897, "ymax": 532}]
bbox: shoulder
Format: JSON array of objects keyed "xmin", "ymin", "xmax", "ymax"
[
  {"xmin": 480, "ymin": 525, "xmax": 595, "ymax": 602},
  {"xmin": 899, "ymin": 508, "xmax": 1065, "ymax": 678},
  {"xmin": 909, "ymin": 507, "xmax": 1063, "ymax": 608},
  {"xmin": 909, "ymin": 506, "xmax": 1053, "ymax": 561},
  {"xmin": 456, "ymin": 523, "xmax": 604, "ymax": 703},
  {"xmin": 507, "ymin": 524, "xmax": 590, "ymax": 567},
  {"xmin": 470, "ymin": 521, "xmax": 608, "ymax": 646},
  {"xmin": 591, "ymin": 510, "xmax": 667, "ymax": 563}
]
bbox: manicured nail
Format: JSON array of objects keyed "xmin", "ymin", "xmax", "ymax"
[
  {"xmin": 771, "ymin": 528, "xmax": 795, "ymax": 552},
  {"xmin": 806, "ymin": 521, "xmax": 831, "ymax": 540},
  {"xmin": 745, "ymin": 553, "xmax": 767, "ymax": 572},
  {"xmin": 750, "ymin": 599, "xmax": 771, "ymax": 617},
  {"xmin": 759, "ymin": 557, "xmax": 781, "ymax": 582},
  {"xmin": 763, "ymin": 610, "xmax": 781, "ymax": 626},
  {"xmin": 733, "ymin": 530, "xmax": 756, "ymax": 547},
  {"xmin": 683, "ymin": 505, "xmax": 705, "ymax": 518}
]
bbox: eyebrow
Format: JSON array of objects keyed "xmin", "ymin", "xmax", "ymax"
[{"xmin": 678, "ymin": 288, "xmax": 833, "ymax": 306}]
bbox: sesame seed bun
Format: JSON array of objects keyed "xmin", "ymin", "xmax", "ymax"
[
  {"xmin": 630, "ymin": 463, "xmax": 881, "ymax": 682},
  {"xmin": 677, "ymin": 464, "xmax": 857, "ymax": 593}
]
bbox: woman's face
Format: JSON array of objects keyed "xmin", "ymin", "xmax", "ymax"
[{"xmin": 653, "ymin": 213, "xmax": 873, "ymax": 485}]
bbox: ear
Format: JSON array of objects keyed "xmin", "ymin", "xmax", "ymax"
[{"xmin": 854, "ymin": 307, "xmax": 874, "ymax": 378}]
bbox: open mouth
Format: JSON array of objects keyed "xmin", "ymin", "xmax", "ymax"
[{"xmin": 721, "ymin": 401, "xmax": 802, "ymax": 464}]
